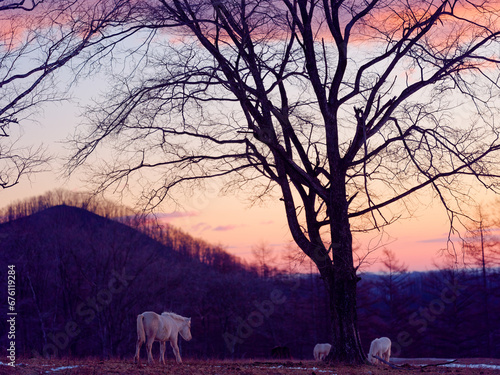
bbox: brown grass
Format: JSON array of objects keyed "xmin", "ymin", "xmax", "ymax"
[{"xmin": 4, "ymin": 357, "xmax": 500, "ymax": 375}]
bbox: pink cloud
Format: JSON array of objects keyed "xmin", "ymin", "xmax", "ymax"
[
  {"xmin": 213, "ymin": 225, "xmax": 239, "ymax": 231},
  {"xmin": 191, "ymin": 222, "xmax": 212, "ymax": 233},
  {"xmin": 152, "ymin": 211, "xmax": 199, "ymax": 223},
  {"xmin": 260, "ymin": 220, "xmax": 274, "ymax": 225}
]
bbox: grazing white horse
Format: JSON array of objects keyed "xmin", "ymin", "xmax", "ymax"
[
  {"xmin": 134, "ymin": 311, "xmax": 192, "ymax": 365},
  {"xmin": 368, "ymin": 337, "xmax": 391, "ymax": 365},
  {"xmin": 313, "ymin": 343, "xmax": 332, "ymax": 361}
]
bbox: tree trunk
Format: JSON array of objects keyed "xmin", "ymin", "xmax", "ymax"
[
  {"xmin": 323, "ymin": 264, "xmax": 365, "ymax": 363},
  {"xmin": 323, "ymin": 172, "xmax": 366, "ymax": 364}
]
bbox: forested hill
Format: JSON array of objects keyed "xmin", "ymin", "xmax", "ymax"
[
  {"xmin": 1, "ymin": 190, "xmax": 248, "ymax": 274},
  {"xmin": 0, "ymin": 203, "xmax": 267, "ymax": 358},
  {"xmin": 0, "ymin": 203, "xmax": 220, "ymax": 278},
  {"xmin": 0, "ymin": 203, "xmax": 183, "ymax": 265}
]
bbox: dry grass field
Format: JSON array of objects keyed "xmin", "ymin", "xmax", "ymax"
[{"xmin": 3, "ymin": 358, "xmax": 500, "ymax": 375}]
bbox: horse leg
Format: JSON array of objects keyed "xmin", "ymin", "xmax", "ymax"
[
  {"xmin": 383, "ymin": 348, "xmax": 390, "ymax": 362},
  {"xmin": 170, "ymin": 338, "xmax": 182, "ymax": 364},
  {"xmin": 134, "ymin": 337, "xmax": 143, "ymax": 364},
  {"xmin": 146, "ymin": 338, "xmax": 154, "ymax": 364},
  {"xmin": 160, "ymin": 341, "xmax": 166, "ymax": 365}
]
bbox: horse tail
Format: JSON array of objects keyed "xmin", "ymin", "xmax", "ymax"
[{"xmin": 137, "ymin": 314, "xmax": 146, "ymax": 343}]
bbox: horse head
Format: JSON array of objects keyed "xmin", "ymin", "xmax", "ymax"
[{"xmin": 180, "ymin": 317, "xmax": 192, "ymax": 341}]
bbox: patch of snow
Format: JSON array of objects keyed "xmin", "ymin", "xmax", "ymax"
[
  {"xmin": 392, "ymin": 358, "xmax": 454, "ymax": 363},
  {"xmin": 393, "ymin": 358, "xmax": 500, "ymax": 370},
  {"xmin": 46, "ymin": 365, "xmax": 80, "ymax": 373},
  {"xmin": 0, "ymin": 361, "xmax": 17, "ymax": 367},
  {"xmin": 445, "ymin": 364, "xmax": 500, "ymax": 370},
  {"xmin": 256, "ymin": 365, "xmax": 336, "ymax": 374}
]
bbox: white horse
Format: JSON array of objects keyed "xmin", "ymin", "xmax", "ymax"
[
  {"xmin": 134, "ymin": 311, "xmax": 192, "ymax": 364},
  {"xmin": 313, "ymin": 343, "xmax": 332, "ymax": 361},
  {"xmin": 368, "ymin": 337, "xmax": 391, "ymax": 365}
]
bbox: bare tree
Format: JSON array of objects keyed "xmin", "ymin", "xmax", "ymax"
[
  {"xmin": 461, "ymin": 205, "xmax": 500, "ymax": 357},
  {"xmin": 0, "ymin": 1, "xmax": 51, "ymax": 188},
  {"xmin": 68, "ymin": 0, "xmax": 500, "ymax": 362},
  {"xmin": 0, "ymin": 0, "xmax": 150, "ymax": 189},
  {"xmin": 252, "ymin": 242, "xmax": 279, "ymax": 278}
]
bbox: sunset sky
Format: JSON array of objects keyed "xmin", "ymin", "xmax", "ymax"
[
  {"xmin": 1, "ymin": 76, "xmax": 488, "ymax": 273},
  {"xmin": 1, "ymin": 118, "xmax": 475, "ymax": 274},
  {"xmin": 2, "ymin": 168, "xmax": 458, "ymax": 273},
  {"xmin": 0, "ymin": 70, "xmax": 491, "ymax": 275},
  {"xmin": 2, "ymin": 1, "xmax": 499, "ymax": 274}
]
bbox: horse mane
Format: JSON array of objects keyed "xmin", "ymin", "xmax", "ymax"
[{"xmin": 161, "ymin": 311, "xmax": 187, "ymax": 321}]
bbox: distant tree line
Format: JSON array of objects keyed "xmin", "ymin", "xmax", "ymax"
[
  {"xmin": 0, "ymin": 192, "xmax": 499, "ymax": 360},
  {"xmin": 358, "ymin": 263, "xmax": 500, "ymax": 358}
]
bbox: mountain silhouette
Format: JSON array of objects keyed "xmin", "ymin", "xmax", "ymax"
[
  {"xmin": 0, "ymin": 204, "xmax": 182, "ymax": 260},
  {"xmin": 0, "ymin": 204, "xmax": 241, "ymax": 357}
]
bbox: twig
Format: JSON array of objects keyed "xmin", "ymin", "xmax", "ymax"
[
  {"xmin": 420, "ymin": 359, "xmax": 457, "ymax": 368},
  {"xmin": 372, "ymin": 355, "xmax": 458, "ymax": 369},
  {"xmin": 372, "ymin": 355, "xmax": 401, "ymax": 369}
]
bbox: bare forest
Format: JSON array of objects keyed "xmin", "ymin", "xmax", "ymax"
[{"xmin": 1, "ymin": 192, "xmax": 499, "ymax": 363}]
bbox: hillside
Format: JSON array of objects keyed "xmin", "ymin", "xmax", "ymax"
[
  {"xmin": 0, "ymin": 204, "xmax": 184, "ymax": 265},
  {"xmin": 0, "ymin": 205, "xmax": 268, "ymax": 358}
]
